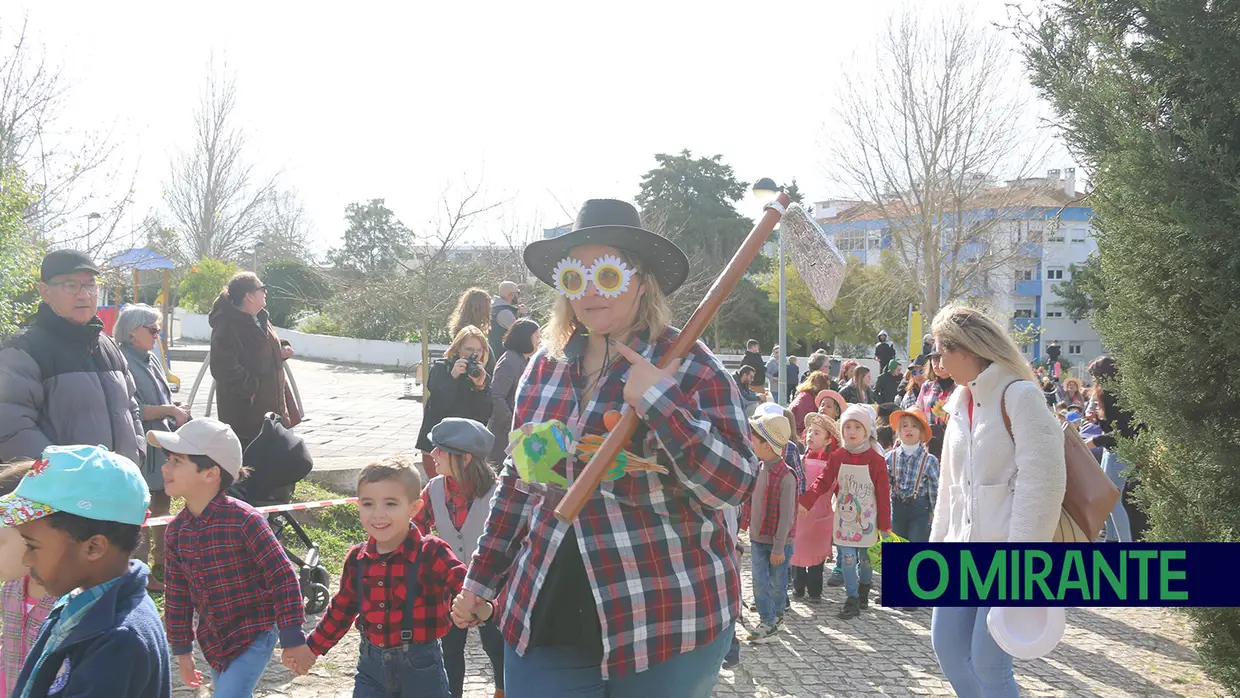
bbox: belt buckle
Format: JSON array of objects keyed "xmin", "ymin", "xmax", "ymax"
[{"xmin": 400, "ymin": 630, "xmax": 413, "ymax": 644}]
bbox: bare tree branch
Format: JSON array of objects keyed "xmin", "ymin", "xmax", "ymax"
[
  {"xmin": 826, "ymin": 5, "xmax": 1056, "ymax": 318},
  {"xmin": 0, "ymin": 17, "xmax": 134, "ymax": 246},
  {"xmin": 164, "ymin": 63, "xmax": 278, "ymax": 262}
]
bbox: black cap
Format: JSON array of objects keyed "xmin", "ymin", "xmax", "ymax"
[{"xmin": 40, "ymin": 250, "xmax": 101, "ymax": 282}]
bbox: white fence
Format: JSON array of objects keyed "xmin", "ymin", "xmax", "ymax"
[
  {"xmin": 176, "ymin": 310, "xmax": 447, "ymax": 371},
  {"xmin": 175, "ymin": 310, "xmax": 881, "ymax": 376}
]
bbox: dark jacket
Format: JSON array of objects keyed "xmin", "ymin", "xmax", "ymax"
[
  {"xmin": 740, "ymin": 350, "xmax": 767, "ymax": 388},
  {"xmin": 875, "ymin": 340, "xmax": 896, "ymax": 369},
  {"xmin": 209, "ymin": 294, "xmax": 290, "ymax": 443},
  {"xmin": 489, "ymin": 296, "xmax": 519, "ymax": 362},
  {"xmin": 488, "ymin": 349, "xmax": 529, "ymax": 462},
  {"xmin": 874, "ymin": 371, "xmax": 901, "ymax": 405},
  {"xmin": 0, "ymin": 303, "xmax": 142, "ymax": 463},
  {"xmin": 840, "ymin": 380, "xmax": 871, "ymax": 405},
  {"xmin": 13, "ymin": 561, "xmax": 171, "ymax": 698},
  {"xmin": 417, "ymin": 359, "xmax": 493, "ymax": 452}
]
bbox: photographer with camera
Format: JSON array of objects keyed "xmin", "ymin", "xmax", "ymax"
[{"xmin": 417, "ymin": 325, "xmax": 494, "ymax": 477}]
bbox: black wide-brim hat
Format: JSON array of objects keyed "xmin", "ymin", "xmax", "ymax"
[{"xmin": 524, "ymin": 199, "xmax": 690, "ymax": 295}]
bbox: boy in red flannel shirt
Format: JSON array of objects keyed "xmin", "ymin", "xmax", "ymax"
[
  {"xmin": 148, "ymin": 418, "xmax": 307, "ymax": 697},
  {"xmin": 282, "ymin": 455, "xmax": 488, "ymax": 698}
]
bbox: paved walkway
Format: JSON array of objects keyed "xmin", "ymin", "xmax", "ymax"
[{"xmin": 166, "ymin": 357, "xmax": 1225, "ymax": 697}]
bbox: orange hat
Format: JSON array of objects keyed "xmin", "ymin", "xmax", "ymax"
[
  {"xmin": 815, "ymin": 389, "xmax": 847, "ymax": 413},
  {"xmin": 889, "ymin": 409, "xmax": 932, "ymax": 442}
]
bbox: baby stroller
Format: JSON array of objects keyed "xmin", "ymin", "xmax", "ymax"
[{"xmin": 228, "ymin": 412, "xmax": 332, "ymax": 614}]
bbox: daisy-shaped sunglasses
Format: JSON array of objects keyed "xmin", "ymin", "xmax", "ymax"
[{"xmin": 552, "ymin": 254, "xmax": 635, "ymax": 300}]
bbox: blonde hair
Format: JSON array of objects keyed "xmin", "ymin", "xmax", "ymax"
[
  {"xmin": 446, "ymin": 325, "xmax": 489, "ymax": 365},
  {"xmin": 543, "ymin": 250, "xmax": 672, "ymax": 361},
  {"xmin": 931, "ymin": 304, "xmax": 1038, "ymax": 383},
  {"xmin": 448, "ymin": 288, "xmax": 491, "ymax": 338},
  {"xmin": 796, "ymin": 370, "xmax": 832, "ymax": 396}
]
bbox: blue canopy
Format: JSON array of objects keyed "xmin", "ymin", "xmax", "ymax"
[{"xmin": 106, "ymin": 248, "xmax": 176, "ymax": 271}]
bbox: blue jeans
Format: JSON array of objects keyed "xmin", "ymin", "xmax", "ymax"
[
  {"xmin": 838, "ymin": 545, "xmax": 872, "ymax": 598},
  {"xmin": 209, "ymin": 627, "xmax": 277, "ymax": 698},
  {"xmin": 751, "ymin": 541, "xmax": 793, "ymax": 626},
  {"xmin": 892, "ymin": 495, "xmax": 932, "ymax": 543},
  {"xmin": 1102, "ymin": 450, "xmax": 1133, "ymax": 542},
  {"xmin": 931, "ymin": 606, "xmax": 1018, "ymax": 697},
  {"xmin": 353, "ymin": 638, "xmax": 450, "ymax": 698},
  {"xmin": 502, "ymin": 622, "xmax": 733, "ymax": 698},
  {"xmin": 724, "ymin": 634, "xmax": 740, "ymax": 666}
]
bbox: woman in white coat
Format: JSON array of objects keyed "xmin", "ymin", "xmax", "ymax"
[{"xmin": 928, "ymin": 305, "xmax": 1066, "ymax": 697}]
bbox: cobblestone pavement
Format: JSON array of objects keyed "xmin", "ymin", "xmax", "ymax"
[{"xmin": 167, "ymin": 358, "xmax": 1224, "ymax": 697}]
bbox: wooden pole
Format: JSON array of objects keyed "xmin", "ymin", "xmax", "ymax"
[{"xmin": 554, "ymin": 192, "xmax": 792, "ymax": 523}]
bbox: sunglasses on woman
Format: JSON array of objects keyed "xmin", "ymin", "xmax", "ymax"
[{"xmin": 143, "ymin": 325, "xmax": 161, "ymax": 335}]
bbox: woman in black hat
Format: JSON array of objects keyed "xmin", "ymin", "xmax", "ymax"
[{"xmin": 451, "ymin": 200, "xmax": 754, "ymax": 697}]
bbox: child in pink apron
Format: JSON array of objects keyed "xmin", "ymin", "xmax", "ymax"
[{"xmin": 791, "ymin": 413, "xmax": 839, "ymax": 602}]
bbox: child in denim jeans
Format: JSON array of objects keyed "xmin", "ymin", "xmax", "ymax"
[
  {"xmin": 744, "ymin": 408, "xmax": 797, "ymax": 643},
  {"xmin": 800, "ymin": 405, "xmax": 891, "ymax": 620},
  {"xmin": 284, "ymin": 456, "xmax": 483, "ymax": 698}
]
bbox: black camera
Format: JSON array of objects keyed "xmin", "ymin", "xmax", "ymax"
[{"xmin": 465, "ymin": 356, "xmax": 483, "ymax": 379}]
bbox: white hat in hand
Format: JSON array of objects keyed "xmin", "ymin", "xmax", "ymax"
[{"xmin": 986, "ymin": 606, "xmax": 1066, "ymax": 660}]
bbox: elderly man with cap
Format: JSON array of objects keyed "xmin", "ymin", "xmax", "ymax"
[
  {"xmin": 0, "ymin": 250, "xmax": 142, "ymax": 463},
  {"xmin": 488, "ymin": 281, "xmax": 528, "ymax": 361}
]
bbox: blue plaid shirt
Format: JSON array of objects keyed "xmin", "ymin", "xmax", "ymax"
[
  {"xmin": 782, "ymin": 442, "xmax": 806, "ymax": 495},
  {"xmin": 885, "ymin": 444, "xmax": 939, "ymax": 507}
]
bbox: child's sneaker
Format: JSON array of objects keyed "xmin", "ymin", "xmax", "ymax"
[
  {"xmin": 827, "ymin": 569, "xmax": 844, "ymax": 587},
  {"xmin": 774, "ymin": 613, "xmax": 785, "ymax": 628},
  {"xmin": 838, "ymin": 596, "xmax": 861, "ymax": 620},
  {"xmin": 746, "ymin": 624, "xmax": 779, "ymax": 644}
]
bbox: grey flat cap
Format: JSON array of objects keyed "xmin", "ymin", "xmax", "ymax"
[{"xmin": 428, "ymin": 418, "xmax": 495, "ymax": 458}]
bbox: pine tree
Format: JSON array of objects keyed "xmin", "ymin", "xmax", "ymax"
[{"xmin": 1021, "ymin": 1, "xmax": 1240, "ymax": 689}]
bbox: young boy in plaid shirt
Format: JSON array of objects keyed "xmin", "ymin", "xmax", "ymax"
[
  {"xmin": 282, "ymin": 456, "xmax": 487, "ymax": 698},
  {"xmin": 148, "ymin": 419, "xmax": 306, "ymax": 697},
  {"xmin": 744, "ymin": 408, "xmax": 797, "ymax": 644}
]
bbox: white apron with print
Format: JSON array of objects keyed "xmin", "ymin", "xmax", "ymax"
[{"xmin": 833, "ymin": 462, "xmax": 879, "ymax": 549}]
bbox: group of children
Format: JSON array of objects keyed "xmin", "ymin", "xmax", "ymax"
[
  {"xmin": 739, "ymin": 394, "xmax": 941, "ymax": 647},
  {"xmin": 0, "ymin": 414, "xmax": 506, "ymax": 698}
]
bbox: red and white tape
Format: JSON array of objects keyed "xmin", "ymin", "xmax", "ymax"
[{"xmin": 144, "ymin": 497, "xmax": 359, "ymax": 528}]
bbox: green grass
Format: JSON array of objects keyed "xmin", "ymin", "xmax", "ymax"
[{"xmin": 150, "ymin": 481, "xmax": 365, "ymax": 613}]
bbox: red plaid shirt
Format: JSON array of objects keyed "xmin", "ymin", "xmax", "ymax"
[
  {"xmin": 413, "ymin": 476, "xmax": 470, "ymax": 532},
  {"xmin": 462, "ymin": 327, "xmax": 757, "ymax": 679},
  {"xmin": 164, "ymin": 492, "xmax": 306, "ymax": 671},
  {"xmin": 307, "ymin": 524, "xmax": 466, "ymax": 654}
]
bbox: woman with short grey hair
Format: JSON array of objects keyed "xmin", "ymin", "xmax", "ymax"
[{"xmin": 115, "ymin": 303, "xmax": 187, "ymax": 590}]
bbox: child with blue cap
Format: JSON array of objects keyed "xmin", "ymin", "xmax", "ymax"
[{"xmin": 0, "ymin": 444, "xmax": 171, "ymax": 698}]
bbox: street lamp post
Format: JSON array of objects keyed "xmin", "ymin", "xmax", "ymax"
[
  {"xmin": 753, "ymin": 178, "xmax": 786, "ymax": 406},
  {"xmin": 253, "ymin": 241, "xmax": 266, "ymax": 274}
]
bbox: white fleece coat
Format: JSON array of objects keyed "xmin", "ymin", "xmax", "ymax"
[{"xmin": 929, "ymin": 363, "xmax": 1066, "ymax": 543}]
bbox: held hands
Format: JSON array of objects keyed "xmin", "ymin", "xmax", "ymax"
[
  {"xmin": 610, "ymin": 341, "xmax": 682, "ymax": 409},
  {"xmin": 281, "ymin": 645, "xmax": 317, "ymax": 676},
  {"xmin": 451, "ymin": 590, "xmax": 494, "ymax": 629},
  {"xmin": 177, "ymin": 654, "xmax": 203, "ymax": 688},
  {"xmin": 281, "ymin": 345, "xmax": 295, "ymax": 360}
]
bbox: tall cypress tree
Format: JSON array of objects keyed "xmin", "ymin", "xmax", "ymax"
[{"xmin": 1021, "ymin": 1, "xmax": 1240, "ymax": 690}]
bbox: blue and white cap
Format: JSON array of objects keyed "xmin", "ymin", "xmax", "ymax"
[{"xmin": 0, "ymin": 445, "xmax": 151, "ymax": 528}]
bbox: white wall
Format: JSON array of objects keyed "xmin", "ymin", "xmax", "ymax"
[{"xmin": 176, "ymin": 310, "xmax": 447, "ymax": 370}]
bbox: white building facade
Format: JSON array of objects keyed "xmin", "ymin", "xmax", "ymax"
[{"xmin": 815, "ymin": 169, "xmax": 1105, "ymax": 365}]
